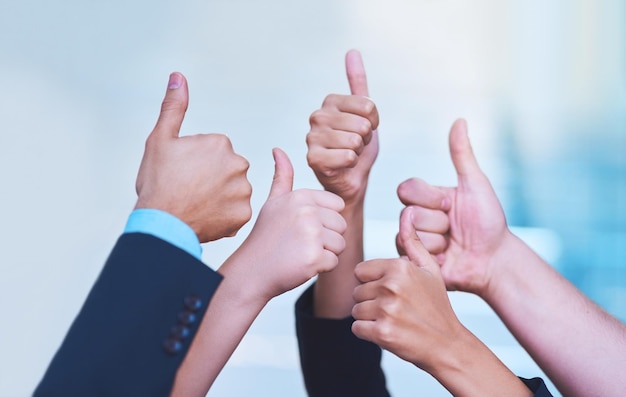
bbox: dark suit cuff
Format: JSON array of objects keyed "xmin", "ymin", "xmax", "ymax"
[
  {"xmin": 35, "ymin": 233, "xmax": 222, "ymax": 397},
  {"xmin": 295, "ymin": 284, "xmax": 390, "ymax": 397},
  {"xmin": 520, "ymin": 377, "xmax": 554, "ymax": 397}
]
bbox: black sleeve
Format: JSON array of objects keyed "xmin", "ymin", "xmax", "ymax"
[
  {"xmin": 520, "ymin": 377, "xmax": 554, "ymax": 397},
  {"xmin": 295, "ymin": 286, "xmax": 554, "ymax": 397},
  {"xmin": 295, "ymin": 284, "xmax": 390, "ymax": 397},
  {"xmin": 34, "ymin": 233, "xmax": 223, "ymax": 397}
]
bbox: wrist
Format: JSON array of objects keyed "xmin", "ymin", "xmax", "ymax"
[
  {"xmin": 217, "ymin": 253, "xmax": 273, "ymax": 309},
  {"xmin": 325, "ymin": 179, "xmax": 368, "ymax": 210},
  {"xmin": 428, "ymin": 326, "xmax": 531, "ymax": 397},
  {"xmin": 480, "ymin": 230, "xmax": 528, "ymax": 303},
  {"xmin": 425, "ymin": 324, "xmax": 477, "ymax": 386},
  {"xmin": 313, "ymin": 194, "xmax": 364, "ymax": 319},
  {"xmin": 341, "ymin": 197, "xmax": 364, "ymax": 217}
]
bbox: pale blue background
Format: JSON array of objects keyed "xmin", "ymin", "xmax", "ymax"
[{"xmin": 1, "ymin": 0, "xmax": 624, "ymax": 396}]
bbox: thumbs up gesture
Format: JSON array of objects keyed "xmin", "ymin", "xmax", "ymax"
[
  {"xmin": 353, "ymin": 206, "xmax": 532, "ymax": 396},
  {"xmin": 351, "ymin": 207, "xmax": 463, "ymax": 368},
  {"xmin": 396, "ymin": 119, "xmax": 510, "ymax": 297},
  {"xmin": 135, "ymin": 73, "xmax": 253, "ymax": 243},
  {"xmin": 218, "ymin": 148, "xmax": 347, "ymax": 303},
  {"xmin": 306, "ymin": 50, "xmax": 380, "ymax": 206}
]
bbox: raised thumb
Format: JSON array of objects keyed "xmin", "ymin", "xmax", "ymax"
[
  {"xmin": 151, "ymin": 72, "xmax": 189, "ymax": 140},
  {"xmin": 345, "ymin": 49, "xmax": 369, "ymax": 97},
  {"xmin": 398, "ymin": 207, "xmax": 439, "ymax": 273},
  {"xmin": 449, "ymin": 118, "xmax": 482, "ymax": 182},
  {"xmin": 268, "ymin": 147, "xmax": 294, "ymax": 199}
]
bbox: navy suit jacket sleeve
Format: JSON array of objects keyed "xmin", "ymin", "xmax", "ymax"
[
  {"xmin": 296, "ymin": 284, "xmax": 391, "ymax": 397},
  {"xmin": 34, "ymin": 233, "xmax": 222, "ymax": 397},
  {"xmin": 295, "ymin": 284, "xmax": 554, "ymax": 397}
]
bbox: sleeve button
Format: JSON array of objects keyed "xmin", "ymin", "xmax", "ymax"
[
  {"xmin": 178, "ymin": 311, "xmax": 197, "ymax": 325},
  {"xmin": 163, "ymin": 338, "xmax": 183, "ymax": 355},
  {"xmin": 170, "ymin": 324, "xmax": 191, "ymax": 340},
  {"xmin": 184, "ymin": 294, "xmax": 203, "ymax": 312}
]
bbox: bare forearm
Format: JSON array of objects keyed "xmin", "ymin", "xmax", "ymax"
[
  {"xmin": 314, "ymin": 200, "xmax": 364, "ymax": 318},
  {"xmin": 430, "ymin": 327, "xmax": 532, "ymax": 397},
  {"xmin": 170, "ymin": 266, "xmax": 266, "ymax": 396},
  {"xmin": 483, "ymin": 232, "xmax": 626, "ymax": 397}
]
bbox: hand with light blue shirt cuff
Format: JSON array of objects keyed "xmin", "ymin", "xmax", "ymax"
[
  {"xmin": 124, "ymin": 208, "xmax": 203, "ymax": 261},
  {"xmin": 133, "ymin": 72, "xmax": 252, "ymax": 246}
]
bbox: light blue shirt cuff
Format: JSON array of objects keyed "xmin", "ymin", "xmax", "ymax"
[{"xmin": 123, "ymin": 209, "xmax": 203, "ymax": 261}]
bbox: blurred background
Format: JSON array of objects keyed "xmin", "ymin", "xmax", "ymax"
[{"xmin": 1, "ymin": 0, "xmax": 624, "ymax": 395}]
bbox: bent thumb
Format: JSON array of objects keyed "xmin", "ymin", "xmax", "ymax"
[
  {"xmin": 398, "ymin": 207, "xmax": 439, "ymax": 273},
  {"xmin": 268, "ymin": 147, "xmax": 294, "ymax": 198}
]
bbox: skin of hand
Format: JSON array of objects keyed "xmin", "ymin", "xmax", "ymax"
[
  {"xmin": 352, "ymin": 207, "xmax": 532, "ymax": 397},
  {"xmin": 395, "ymin": 118, "xmax": 508, "ymax": 296},
  {"xmin": 397, "ymin": 119, "xmax": 626, "ymax": 396},
  {"xmin": 306, "ymin": 49, "xmax": 379, "ymax": 206},
  {"xmin": 307, "ymin": 49, "xmax": 380, "ymax": 318},
  {"xmin": 170, "ymin": 148, "xmax": 347, "ymax": 396},
  {"xmin": 135, "ymin": 72, "xmax": 252, "ymax": 243},
  {"xmin": 218, "ymin": 147, "xmax": 347, "ymax": 302}
]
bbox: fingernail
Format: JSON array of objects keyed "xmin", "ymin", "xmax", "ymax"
[{"xmin": 168, "ymin": 73, "xmax": 182, "ymax": 89}]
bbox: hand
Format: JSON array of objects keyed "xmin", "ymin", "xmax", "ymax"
[
  {"xmin": 396, "ymin": 119, "xmax": 509, "ymax": 296},
  {"xmin": 354, "ymin": 208, "xmax": 533, "ymax": 396},
  {"xmin": 220, "ymin": 148, "xmax": 347, "ymax": 303},
  {"xmin": 306, "ymin": 49, "xmax": 379, "ymax": 205},
  {"xmin": 135, "ymin": 72, "xmax": 253, "ymax": 243},
  {"xmin": 352, "ymin": 207, "xmax": 465, "ymax": 371}
]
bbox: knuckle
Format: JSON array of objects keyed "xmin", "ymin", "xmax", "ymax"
[
  {"xmin": 289, "ymin": 189, "xmax": 307, "ymax": 203},
  {"xmin": 346, "ymin": 133, "xmax": 364, "ymax": 151},
  {"xmin": 360, "ymin": 99, "xmax": 376, "ymax": 117},
  {"xmin": 210, "ymin": 132, "xmax": 227, "ymax": 141},
  {"xmin": 354, "ymin": 265, "xmax": 365, "ymax": 282},
  {"xmin": 321, "ymin": 168, "xmax": 338, "ymax": 178},
  {"xmin": 239, "ymin": 156, "xmax": 250, "ymax": 171},
  {"xmin": 160, "ymin": 98, "xmax": 182, "ymax": 113},
  {"xmin": 144, "ymin": 132, "xmax": 160, "ymax": 149},
  {"xmin": 308, "ymin": 109, "xmax": 327, "ymax": 126},
  {"xmin": 324, "ymin": 254, "xmax": 340, "ymax": 272},
  {"xmin": 356, "ymin": 118, "xmax": 373, "ymax": 136},
  {"xmin": 299, "ymin": 207, "xmax": 321, "ymax": 226},
  {"xmin": 396, "ymin": 181, "xmax": 409, "ymax": 197},
  {"xmin": 306, "ymin": 152, "xmax": 317, "ymax": 169},
  {"xmin": 375, "ymin": 321, "xmax": 395, "ymax": 345},
  {"xmin": 300, "ymin": 246, "xmax": 320, "ymax": 267},
  {"xmin": 305, "ymin": 135, "xmax": 323, "ymax": 153},
  {"xmin": 243, "ymin": 204, "xmax": 253, "ymax": 221},
  {"xmin": 237, "ymin": 199, "xmax": 252, "ymax": 215},
  {"xmin": 397, "ymin": 178, "xmax": 420, "ymax": 200},
  {"xmin": 382, "ymin": 276, "xmax": 403, "ymax": 296},
  {"xmin": 351, "ymin": 304, "xmax": 360, "ymax": 319},
  {"xmin": 352, "ymin": 286, "xmax": 361, "ymax": 302},
  {"xmin": 337, "ymin": 216, "xmax": 348, "ymax": 234},
  {"xmin": 212, "ymin": 133, "xmax": 232, "ymax": 148},
  {"xmin": 305, "ymin": 150, "xmax": 316, "ymax": 165},
  {"xmin": 233, "ymin": 208, "xmax": 252, "ymax": 231},
  {"xmin": 335, "ymin": 236, "xmax": 347, "ymax": 254},
  {"xmin": 343, "ymin": 150, "xmax": 358, "ymax": 166},
  {"xmin": 399, "ymin": 206, "xmax": 413, "ymax": 222},
  {"xmin": 380, "ymin": 299, "xmax": 400, "ymax": 318},
  {"xmin": 321, "ymin": 94, "xmax": 340, "ymax": 108},
  {"xmin": 239, "ymin": 186, "xmax": 253, "ymax": 204}
]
